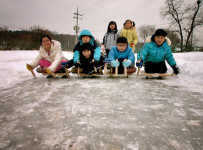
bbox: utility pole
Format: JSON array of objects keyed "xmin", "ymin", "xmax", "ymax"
[{"xmin": 73, "ymin": 7, "xmax": 83, "ymax": 44}]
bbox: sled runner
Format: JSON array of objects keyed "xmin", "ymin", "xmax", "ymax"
[
  {"xmin": 43, "ymin": 68, "xmax": 70, "ymax": 78},
  {"xmin": 26, "ymin": 64, "xmax": 70, "ymax": 78},
  {"xmin": 76, "ymin": 66, "xmax": 103, "ymax": 78},
  {"xmin": 141, "ymin": 70, "xmax": 174, "ymax": 79}
]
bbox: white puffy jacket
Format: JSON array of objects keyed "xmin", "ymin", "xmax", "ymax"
[{"xmin": 29, "ymin": 40, "xmax": 67, "ymax": 72}]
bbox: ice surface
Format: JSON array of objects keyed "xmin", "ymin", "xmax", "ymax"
[{"xmin": 0, "ymin": 51, "xmax": 203, "ymax": 149}]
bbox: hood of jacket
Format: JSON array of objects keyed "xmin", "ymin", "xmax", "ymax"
[{"xmin": 79, "ymin": 29, "xmax": 94, "ymax": 45}]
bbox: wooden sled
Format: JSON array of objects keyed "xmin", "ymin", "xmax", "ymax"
[
  {"xmin": 141, "ymin": 70, "xmax": 174, "ymax": 79},
  {"xmin": 103, "ymin": 59, "xmax": 133, "ymax": 78},
  {"xmin": 26, "ymin": 64, "xmax": 70, "ymax": 78}
]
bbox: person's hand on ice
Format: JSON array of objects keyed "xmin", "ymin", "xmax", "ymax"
[{"xmin": 172, "ymin": 65, "xmax": 180, "ymax": 75}]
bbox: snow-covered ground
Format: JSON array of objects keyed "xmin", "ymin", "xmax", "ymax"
[{"xmin": 0, "ymin": 51, "xmax": 203, "ymax": 149}]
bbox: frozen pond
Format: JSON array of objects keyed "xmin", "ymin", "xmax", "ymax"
[{"xmin": 0, "ymin": 76, "xmax": 202, "ymax": 150}]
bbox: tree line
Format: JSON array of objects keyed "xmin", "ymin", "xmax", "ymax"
[{"xmin": 0, "ymin": 26, "xmax": 76, "ymax": 51}]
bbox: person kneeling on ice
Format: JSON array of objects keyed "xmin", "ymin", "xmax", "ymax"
[
  {"xmin": 70, "ymin": 43, "xmax": 105, "ymax": 74},
  {"xmin": 26, "ymin": 35, "xmax": 68, "ymax": 78},
  {"xmin": 136, "ymin": 29, "xmax": 179, "ymax": 75},
  {"xmin": 108, "ymin": 36, "xmax": 136, "ymax": 74}
]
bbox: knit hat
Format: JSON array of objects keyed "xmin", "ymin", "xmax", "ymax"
[{"xmin": 154, "ymin": 29, "xmax": 167, "ymax": 37}]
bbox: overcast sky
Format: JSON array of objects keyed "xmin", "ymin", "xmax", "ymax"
[{"xmin": 0, "ymin": 0, "xmax": 202, "ymax": 44}]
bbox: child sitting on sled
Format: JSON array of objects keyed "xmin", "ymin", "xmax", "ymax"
[
  {"xmin": 108, "ymin": 36, "xmax": 136, "ymax": 74},
  {"xmin": 61, "ymin": 29, "xmax": 101, "ymax": 69},
  {"xmin": 26, "ymin": 35, "xmax": 68, "ymax": 78},
  {"xmin": 136, "ymin": 29, "xmax": 179, "ymax": 75},
  {"xmin": 70, "ymin": 43, "xmax": 104, "ymax": 74}
]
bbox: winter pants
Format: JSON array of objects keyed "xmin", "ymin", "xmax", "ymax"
[
  {"xmin": 39, "ymin": 59, "xmax": 67, "ymax": 72},
  {"xmin": 144, "ymin": 61, "xmax": 167, "ymax": 73}
]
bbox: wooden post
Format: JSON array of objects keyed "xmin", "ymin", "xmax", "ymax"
[
  {"xmin": 137, "ymin": 58, "xmax": 141, "ymax": 77},
  {"xmin": 30, "ymin": 69, "xmax": 36, "ymax": 77},
  {"xmin": 104, "ymin": 63, "xmax": 107, "ymax": 76},
  {"xmin": 124, "ymin": 67, "xmax": 127, "ymax": 76},
  {"xmin": 123, "ymin": 59, "xmax": 127, "ymax": 77},
  {"xmin": 77, "ymin": 67, "xmax": 80, "ymax": 76},
  {"xmin": 65, "ymin": 68, "xmax": 70, "ymax": 77},
  {"xmin": 115, "ymin": 59, "xmax": 118, "ymax": 77},
  {"xmin": 26, "ymin": 64, "xmax": 36, "ymax": 77},
  {"xmin": 94, "ymin": 66, "xmax": 97, "ymax": 73},
  {"xmin": 137, "ymin": 68, "xmax": 140, "ymax": 77},
  {"xmin": 45, "ymin": 68, "xmax": 56, "ymax": 78}
]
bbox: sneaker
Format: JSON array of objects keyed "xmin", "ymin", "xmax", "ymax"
[{"xmin": 36, "ymin": 67, "xmax": 46, "ymax": 73}]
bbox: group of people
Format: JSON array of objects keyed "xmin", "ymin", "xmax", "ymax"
[{"xmin": 27, "ymin": 19, "xmax": 179, "ymax": 78}]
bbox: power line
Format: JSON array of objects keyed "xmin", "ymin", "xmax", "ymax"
[
  {"xmin": 84, "ymin": 0, "xmax": 115, "ymax": 14},
  {"xmin": 88, "ymin": 0, "xmax": 156, "ymax": 28},
  {"xmin": 80, "ymin": 0, "xmax": 104, "ymax": 12}
]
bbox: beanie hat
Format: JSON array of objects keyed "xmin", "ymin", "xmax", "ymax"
[{"xmin": 154, "ymin": 29, "xmax": 167, "ymax": 37}]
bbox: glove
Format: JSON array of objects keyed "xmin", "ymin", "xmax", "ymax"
[
  {"xmin": 122, "ymin": 60, "xmax": 132, "ymax": 68},
  {"xmin": 130, "ymin": 43, "xmax": 135, "ymax": 47},
  {"xmin": 136, "ymin": 59, "xmax": 143, "ymax": 68},
  {"xmin": 104, "ymin": 58, "xmax": 111, "ymax": 64},
  {"xmin": 26, "ymin": 64, "xmax": 32, "ymax": 71},
  {"xmin": 75, "ymin": 61, "xmax": 81, "ymax": 68},
  {"xmin": 111, "ymin": 60, "xmax": 120, "ymax": 67},
  {"xmin": 172, "ymin": 65, "xmax": 179, "ymax": 75}
]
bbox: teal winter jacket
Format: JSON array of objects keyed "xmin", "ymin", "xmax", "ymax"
[
  {"xmin": 137, "ymin": 38, "xmax": 176, "ymax": 67},
  {"xmin": 108, "ymin": 45, "xmax": 135, "ymax": 63},
  {"xmin": 73, "ymin": 29, "xmax": 101, "ymax": 63}
]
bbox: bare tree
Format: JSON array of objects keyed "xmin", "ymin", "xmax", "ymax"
[
  {"xmin": 138, "ymin": 25, "xmax": 156, "ymax": 43},
  {"xmin": 160, "ymin": 0, "xmax": 202, "ymax": 51}
]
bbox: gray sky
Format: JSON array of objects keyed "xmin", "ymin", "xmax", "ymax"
[{"xmin": 0, "ymin": 0, "xmax": 202, "ymax": 44}]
